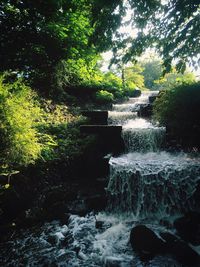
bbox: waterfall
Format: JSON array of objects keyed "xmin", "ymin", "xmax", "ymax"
[
  {"xmin": 1, "ymin": 90, "xmax": 200, "ymax": 267},
  {"xmin": 107, "ymin": 152, "xmax": 200, "ymax": 218},
  {"xmin": 107, "ymin": 91, "xmax": 200, "ymax": 218},
  {"xmin": 108, "ymin": 111, "xmax": 137, "ymax": 125},
  {"xmin": 122, "ymin": 118, "xmax": 165, "ymax": 152}
]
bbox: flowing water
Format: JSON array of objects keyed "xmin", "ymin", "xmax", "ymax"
[{"xmin": 1, "ymin": 91, "xmax": 200, "ymax": 267}]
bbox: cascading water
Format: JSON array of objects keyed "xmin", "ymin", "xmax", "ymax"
[
  {"xmin": 122, "ymin": 118, "xmax": 165, "ymax": 152},
  {"xmin": 107, "ymin": 91, "xmax": 200, "ymax": 217},
  {"xmin": 108, "ymin": 111, "xmax": 137, "ymax": 125},
  {"xmin": 108, "ymin": 152, "xmax": 200, "ymax": 218},
  {"xmin": 1, "ymin": 91, "xmax": 200, "ymax": 267}
]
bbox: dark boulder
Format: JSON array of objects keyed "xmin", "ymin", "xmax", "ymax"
[
  {"xmin": 131, "ymin": 89, "xmax": 141, "ymax": 98},
  {"xmin": 81, "ymin": 110, "xmax": 108, "ymax": 125},
  {"xmin": 130, "ymin": 225, "xmax": 165, "ymax": 260},
  {"xmin": 84, "ymin": 194, "xmax": 107, "ymax": 211},
  {"xmin": 160, "ymin": 232, "xmax": 200, "ymax": 266},
  {"xmin": 149, "ymin": 95, "xmax": 157, "ymax": 104},
  {"xmin": 138, "ymin": 104, "xmax": 153, "ymax": 118},
  {"xmin": 174, "ymin": 212, "xmax": 200, "ymax": 245}
]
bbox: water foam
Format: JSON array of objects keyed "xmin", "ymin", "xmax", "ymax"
[{"xmin": 108, "ymin": 152, "xmax": 200, "ymax": 218}]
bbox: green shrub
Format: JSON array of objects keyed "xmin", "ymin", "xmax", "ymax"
[
  {"xmin": 153, "ymin": 81, "xmax": 200, "ymax": 146},
  {"xmin": 95, "ymin": 90, "xmax": 114, "ymax": 103},
  {"xmin": 38, "ymin": 115, "xmax": 94, "ymax": 162},
  {"xmin": 0, "ymin": 74, "xmax": 42, "ymax": 174}
]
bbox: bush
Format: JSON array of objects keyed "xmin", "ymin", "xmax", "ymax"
[
  {"xmin": 153, "ymin": 81, "xmax": 200, "ymax": 147},
  {"xmin": 95, "ymin": 90, "xmax": 114, "ymax": 103},
  {"xmin": 0, "ymin": 74, "xmax": 42, "ymax": 174}
]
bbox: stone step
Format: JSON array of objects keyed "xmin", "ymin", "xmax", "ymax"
[
  {"xmin": 81, "ymin": 110, "xmax": 108, "ymax": 125},
  {"xmin": 80, "ymin": 125, "xmax": 124, "ymax": 155},
  {"xmin": 80, "ymin": 125, "xmax": 122, "ymax": 135}
]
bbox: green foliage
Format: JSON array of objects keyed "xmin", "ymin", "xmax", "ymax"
[
  {"xmin": 154, "ymin": 71, "xmax": 196, "ymax": 91},
  {"xmin": 140, "ymin": 59, "xmax": 163, "ymax": 89},
  {"xmin": 38, "ymin": 113, "xmax": 94, "ymax": 161},
  {"xmin": 153, "ymin": 81, "xmax": 200, "ymax": 145},
  {"xmin": 0, "ymin": 74, "xmax": 42, "ymax": 173},
  {"xmin": 95, "ymin": 90, "xmax": 114, "ymax": 103},
  {"xmin": 91, "ymin": 0, "xmax": 200, "ymax": 71},
  {"xmin": 0, "ymin": 0, "xmax": 96, "ymax": 91},
  {"xmin": 124, "ymin": 64, "xmax": 145, "ymax": 90}
]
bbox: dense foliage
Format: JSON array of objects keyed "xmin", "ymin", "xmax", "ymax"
[
  {"xmin": 0, "ymin": 74, "xmax": 93, "ymax": 181},
  {"xmin": 0, "ymin": 74, "xmax": 42, "ymax": 176},
  {"xmin": 0, "ymin": 0, "xmax": 98, "ymax": 91},
  {"xmin": 154, "ymin": 71, "xmax": 196, "ymax": 90},
  {"xmin": 153, "ymin": 81, "xmax": 200, "ymax": 147},
  {"xmin": 141, "ymin": 59, "xmax": 163, "ymax": 90}
]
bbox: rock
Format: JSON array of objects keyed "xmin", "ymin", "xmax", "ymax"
[
  {"xmin": 81, "ymin": 110, "xmax": 108, "ymax": 125},
  {"xmin": 138, "ymin": 104, "xmax": 153, "ymax": 118},
  {"xmin": 42, "ymin": 187, "xmax": 76, "ymax": 209},
  {"xmin": 130, "ymin": 225, "xmax": 165, "ymax": 260},
  {"xmin": 95, "ymin": 220, "xmax": 104, "ymax": 229},
  {"xmin": 104, "ymin": 256, "xmax": 123, "ymax": 267},
  {"xmin": 171, "ymin": 241, "xmax": 200, "ymax": 266},
  {"xmin": 84, "ymin": 194, "xmax": 107, "ymax": 211},
  {"xmin": 80, "ymin": 125, "xmax": 125, "ymax": 155},
  {"xmin": 160, "ymin": 231, "xmax": 200, "ymax": 266},
  {"xmin": 149, "ymin": 95, "xmax": 157, "ymax": 104},
  {"xmin": 42, "ymin": 201, "xmax": 70, "ymax": 222},
  {"xmin": 130, "ymin": 89, "xmax": 141, "ymax": 97},
  {"xmin": 174, "ymin": 212, "xmax": 200, "ymax": 245}
]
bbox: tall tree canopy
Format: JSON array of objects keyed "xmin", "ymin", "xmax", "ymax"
[
  {"xmin": 94, "ymin": 0, "xmax": 200, "ymax": 71},
  {"xmin": 0, "ymin": 0, "xmax": 98, "ymax": 90},
  {"xmin": 0, "ymin": 0, "xmax": 199, "ymax": 92}
]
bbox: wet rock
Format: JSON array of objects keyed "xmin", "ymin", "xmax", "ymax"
[
  {"xmin": 42, "ymin": 201, "xmax": 70, "ymax": 222},
  {"xmin": 138, "ymin": 104, "xmax": 153, "ymax": 118},
  {"xmin": 42, "ymin": 186, "xmax": 76, "ymax": 209},
  {"xmin": 104, "ymin": 256, "xmax": 123, "ymax": 267},
  {"xmin": 149, "ymin": 95, "xmax": 157, "ymax": 103},
  {"xmin": 130, "ymin": 89, "xmax": 141, "ymax": 97},
  {"xmin": 95, "ymin": 220, "xmax": 104, "ymax": 229},
  {"xmin": 171, "ymin": 241, "xmax": 200, "ymax": 266},
  {"xmin": 160, "ymin": 232, "xmax": 200, "ymax": 266},
  {"xmin": 81, "ymin": 110, "xmax": 108, "ymax": 125},
  {"xmin": 159, "ymin": 219, "xmax": 172, "ymax": 229},
  {"xmin": 84, "ymin": 194, "xmax": 107, "ymax": 211},
  {"xmin": 130, "ymin": 225, "xmax": 165, "ymax": 260},
  {"xmin": 174, "ymin": 212, "xmax": 200, "ymax": 245},
  {"xmin": 68, "ymin": 200, "xmax": 88, "ymax": 216}
]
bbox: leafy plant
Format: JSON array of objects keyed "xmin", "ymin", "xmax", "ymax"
[
  {"xmin": 153, "ymin": 81, "xmax": 200, "ymax": 147},
  {"xmin": 0, "ymin": 74, "xmax": 42, "ymax": 176},
  {"xmin": 95, "ymin": 90, "xmax": 114, "ymax": 103}
]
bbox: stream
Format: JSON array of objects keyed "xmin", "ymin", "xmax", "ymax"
[{"xmin": 1, "ymin": 91, "xmax": 200, "ymax": 267}]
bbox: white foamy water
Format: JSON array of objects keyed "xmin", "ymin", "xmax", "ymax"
[
  {"xmin": 122, "ymin": 119, "xmax": 166, "ymax": 152},
  {"xmin": 108, "ymin": 111, "xmax": 137, "ymax": 125},
  {"xmin": 108, "ymin": 152, "xmax": 200, "ymax": 218},
  {"xmin": 0, "ymin": 213, "xmax": 182, "ymax": 267},
  {"xmin": 112, "ymin": 91, "xmax": 153, "ymax": 112}
]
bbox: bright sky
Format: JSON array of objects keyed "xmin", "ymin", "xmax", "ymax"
[{"xmin": 101, "ymin": 7, "xmax": 200, "ymax": 79}]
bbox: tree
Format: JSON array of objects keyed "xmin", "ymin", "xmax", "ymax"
[
  {"xmin": 154, "ymin": 71, "xmax": 196, "ymax": 90},
  {"xmin": 124, "ymin": 64, "xmax": 145, "ymax": 89},
  {"xmin": 91, "ymin": 0, "xmax": 200, "ymax": 71},
  {"xmin": 0, "ymin": 0, "xmax": 96, "ymax": 91},
  {"xmin": 140, "ymin": 59, "xmax": 163, "ymax": 90}
]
